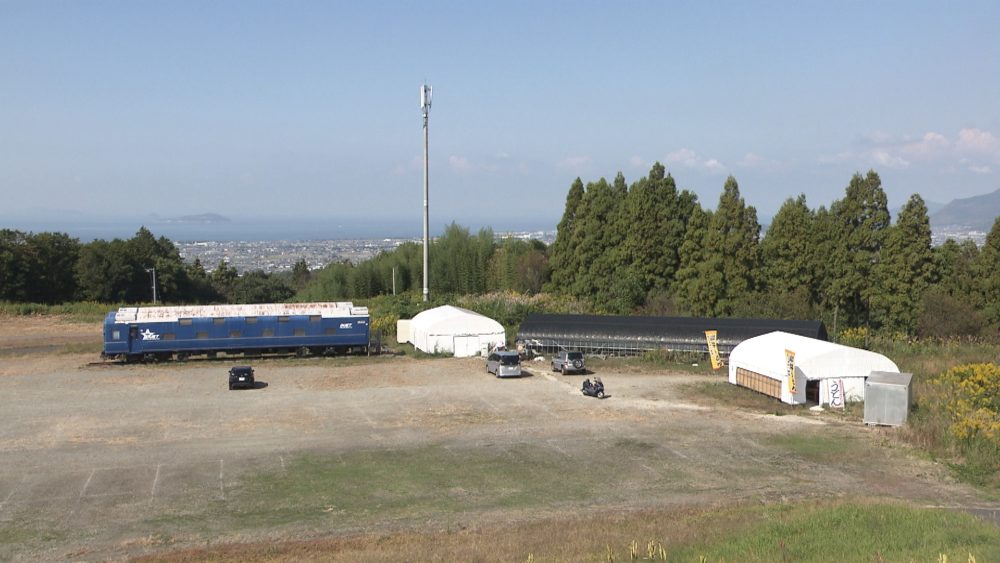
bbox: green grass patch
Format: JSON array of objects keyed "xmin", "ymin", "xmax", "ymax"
[
  {"xmin": 765, "ymin": 433, "xmax": 863, "ymax": 464},
  {"xmin": 0, "ymin": 521, "xmax": 67, "ymax": 547},
  {"xmin": 659, "ymin": 501, "xmax": 1000, "ymax": 562},
  {"xmin": 143, "ymin": 442, "xmax": 689, "ymax": 537}
]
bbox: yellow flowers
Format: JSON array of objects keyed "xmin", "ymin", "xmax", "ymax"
[{"xmin": 933, "ymin": 363, "xmax": 1000, "ymax": 442}]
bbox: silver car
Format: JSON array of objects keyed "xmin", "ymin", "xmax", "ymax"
[
  {"xmin": 551, "ymin": 351, "xmax": 585, "ymax": 374},
  {"xmin": 486, "ymin": 351, "xmax": 522, "ymax": 378}
]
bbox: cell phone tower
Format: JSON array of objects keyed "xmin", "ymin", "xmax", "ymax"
[{"xmin": 420, "ymin": 84, "xmax": 432, "ymax": 302}]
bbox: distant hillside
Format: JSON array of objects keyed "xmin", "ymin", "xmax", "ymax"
[{"xmin": 931, "ymin": 189, "xmax": 1000, "ymax": 230}]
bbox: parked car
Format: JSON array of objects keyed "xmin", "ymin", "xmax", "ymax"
[
  {"xmin": 486, "ymin": 351, "xmax": 523, "ymax": 378},
  {"xmin": 551, "ymin": 351, "xmax": 586, "ymax": 374},
  {"xmin": 228, "ymin": 365, "xmax": 255, "ymax": 390}
]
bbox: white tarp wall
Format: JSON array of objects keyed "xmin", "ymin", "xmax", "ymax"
[
  {"xmin": 728, "ymin": 331, "xmax": 900, "ymax": 406},
  {"xmin": 408, "ymin": 305, "xmax": 506, "ymax": 357},
  {"xmin": 396, "ymin": 319, "xmax": 412, "ymax": 344}
]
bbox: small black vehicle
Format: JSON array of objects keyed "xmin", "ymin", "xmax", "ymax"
[
  {"xmin": 581, "ymin": 377, "xmax": 605, "ymax": 399},
  {"xmin": 228, "ymin": 365, "xmax": 255, "ymax": 390}
]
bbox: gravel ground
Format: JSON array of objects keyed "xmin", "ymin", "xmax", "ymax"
[{"xmin": 0, "ymin": 316, "xmax": 993, "ymax": 560}]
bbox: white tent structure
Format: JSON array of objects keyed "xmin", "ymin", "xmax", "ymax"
[
  {"xmin": 728, "ymin": 331, "xmax": 899, "ymax": 406},
  {"xmin": 399, "ymin": 305, "xmax": 506, "ymax": 357}
]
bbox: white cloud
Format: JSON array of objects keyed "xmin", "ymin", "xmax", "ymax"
[
  {"xmin": 448, "ymin": 155, "xmax": 473, "ymax": 172},
  {"xmin": 665, "ymin": 148, "xmax": 698, "ymax": 168},
  {"xmin": 665, "ymin": 148, "xmax": 726, "ymax": 174},
  {"xmin": 628, "ymin": 155, "xmax": 647, "ymax": 169},
  {"xmin": 957, "ymin": 128, "xmax": 1000, "ymax": 157},
  {"xmin": 703, "ymin": 159, "xmax": 725, "ymax": 173},
  {"xmin": 557, "ymin": 155, "xmax": 592, "ymax": 171},
  {"xmin": 870, "ymin": 150, "xmax": 910, "ymax": 169},
  {"xmin": 900, "ymin": 132, "xmax": 949, "ymax": 158},
  {"xmin": 821, "ymin": 128, "xmax": 999, "ymax": 174}
]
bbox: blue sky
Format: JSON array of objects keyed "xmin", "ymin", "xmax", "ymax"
[{"xmin": 2, "ymin": 1, "xmax": 999, "ymax": 236}]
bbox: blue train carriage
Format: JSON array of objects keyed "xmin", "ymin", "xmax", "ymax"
[{"xmin": 102, "ymin": 302, "xmax": 370, "ymax": 362}]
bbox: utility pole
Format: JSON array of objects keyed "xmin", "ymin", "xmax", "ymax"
[
  {"xmin": 421, "ymin": 84, "xmax": 432, "ymax": 302},
  {"xmin": 145, "ymin": 267, "xmax": 157, "ymax": 304}
]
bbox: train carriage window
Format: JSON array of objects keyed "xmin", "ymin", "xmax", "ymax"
[
  {"xmin": 246, "ymin": 317, "xmax": 258, "ymax": 324},
  {"xmin": 213, "ymin": 318, "xmax": 225, "ymax": 325},
  {"xmin": 229, "ymin": 330, "xmax": 241, "ymax": 338},
  {"xmin": 196, "ymin": 331, "xmax": 208, "ymax": 339},
  {"xmin": 293, "ymin": 328, "xmax": 305, "ymax": 336},
  {"xmin": 324, "ymin": 328, "xmax": 337, "ymax": 335},
  {"xmin": 112, "ymin": 330, "xmax": 121, "ymax": 340},
  {"xmin": 278, "ymin": 316, "xmax": 289, "ymax": 322},
  {"xmin": 179, "ymin": 319, "xmax": 193, "ymax": 326},
  {"xmin": 163, "ymin": 333, "xmax": 175, "ymax": 340},
  {"xmin": 310, "ymin": 315, "xmax": 321, "ymax": 323},
  {"xmin": 262, "ymin": 328, "xmax": 274, "ymax": 337}
]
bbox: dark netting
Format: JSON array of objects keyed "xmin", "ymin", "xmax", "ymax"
[{"xmin": 516, "ymin": 314, "xmax": 827, "ymax": 357}]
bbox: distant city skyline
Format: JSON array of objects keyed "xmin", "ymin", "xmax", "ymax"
[{"xmin": 1, "ymin": 2, "xmax": 998, "ymax": 232}]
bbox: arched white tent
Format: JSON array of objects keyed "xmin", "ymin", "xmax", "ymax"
[
  {"xmin": 400, "ymin": 305, "xmax": 506, "ymax": 357},
  {"xmin": 728, "ymin": 331, "xmax": 899, "ymax": 406}
]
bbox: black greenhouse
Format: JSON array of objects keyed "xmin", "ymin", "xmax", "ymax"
[{"xmin": 516, "ymin": 314, "xmax": 827, "ymax": 357}]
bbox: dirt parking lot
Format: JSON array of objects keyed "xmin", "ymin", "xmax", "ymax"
[{"xmin": 0, "ymin": 316, "xmax": 994, "ymax": 560}]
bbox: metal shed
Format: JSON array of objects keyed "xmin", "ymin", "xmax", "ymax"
[
  {"xmin": 864, "ymin": 371, "xmax": 913, "ymax": 426},
  {"xmin": 516, "ymin": 314, "xmax": 827, "ymax": 357}
]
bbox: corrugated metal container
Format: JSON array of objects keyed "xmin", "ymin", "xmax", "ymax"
[{"xmin": 864, "ymin": 371, "xmax": 913, "ymax": 426}]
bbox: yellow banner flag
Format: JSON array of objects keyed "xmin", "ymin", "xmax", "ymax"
[
  {"xmin": 785, "ymin": 349, "xmax": 796, "ymax": 394},
  {"xmin": 705, "ymin": 330, "xmax": 722, "ymax": 370}
]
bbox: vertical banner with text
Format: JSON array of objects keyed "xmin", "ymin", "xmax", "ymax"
[
  {"xmin": 705, "ymin": 330, "xmax": 722, "ymax": 370},
  {"xmin": 785, "ymin": 349, "xmax": 797, "ymax": 395}
]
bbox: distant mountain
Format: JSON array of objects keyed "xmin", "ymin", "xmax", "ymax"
[
  {"xmin": 930, "ymin": 189, "xmax": 1000, "ymax": 230},
  {"xmin": 157, "ymin": 213, "xmax": 231, "ymax": 225}
]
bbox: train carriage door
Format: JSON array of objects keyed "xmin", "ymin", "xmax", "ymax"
[{"xmin": 128, "ymin": 325, "xmax": 139, "ymax": 353}]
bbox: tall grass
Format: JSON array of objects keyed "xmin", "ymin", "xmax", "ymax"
[
  {"xmin": 0, "ymin": 301, "xmax": 113, "ymax": 322},
  {"xmin": 867, "ymin": 335, "xmax": 1000, "ymax": 489}
]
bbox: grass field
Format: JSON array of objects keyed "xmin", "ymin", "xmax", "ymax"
[
  {"xmin": 137, "ymin": 499, "xmax": 1000, "ymax": 562},
  {"xmin": 126, "ymin": 443, "xmax": 999, "ymax": 562}
]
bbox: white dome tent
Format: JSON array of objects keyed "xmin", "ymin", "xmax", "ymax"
[
  {"xmin": 399, "ymin": 305, "xmax": 506, "ymax": 357},
  {"xmin": 728, "ymin": 331, "xmax": 899, "ymax": 406}
]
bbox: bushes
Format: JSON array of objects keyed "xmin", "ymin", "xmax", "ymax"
[
  {"xmin": 914, "ymin": 363, "xmax": 1000, "ymax": 485},
  {"xmin": 933, "ymin": 364, "xmax": 1000, "ymax": 442}
]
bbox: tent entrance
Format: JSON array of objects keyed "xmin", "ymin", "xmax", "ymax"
[
  {"xmin": 453, "ymin": 335, "xmax": 481, "ymax": 357},
  {"xmin": 805, "ymin": 380, "xmax": 820, "ymax": 405}
]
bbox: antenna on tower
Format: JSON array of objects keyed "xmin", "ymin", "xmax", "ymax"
[{"xmin": 420, "ymin": 84, "xmax": 432, "ymax": 302}]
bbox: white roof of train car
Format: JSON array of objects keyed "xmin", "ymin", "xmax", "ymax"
[{"xmin": 113, "ymin": 302, "xmax": 368, "ymax": 323}]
